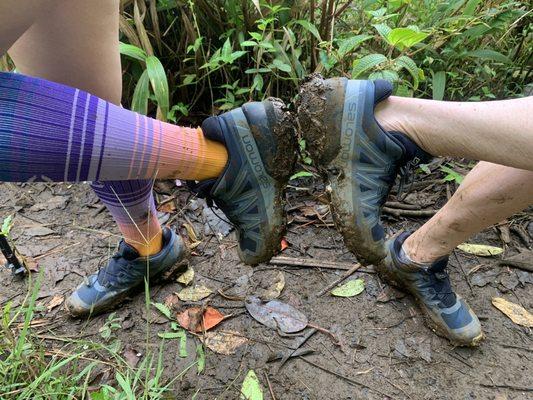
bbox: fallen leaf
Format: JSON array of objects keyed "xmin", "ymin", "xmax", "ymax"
[
  {"xmin": 123, "ymin": 345, "xmax": 141, "ymax": 368},
  {"xmin": 184, "ymin": 223, "xmax": 199, "ymax": 243},
  {"xmin": 26, "ymin": 226, "xmax": 55, "ymax": 237},
  {"xmin": 46, "ymin": 294, "xmax": 64, "ymax": 312},
  {"xmin": 157, "ymin": 200, "xmax": 176, "ymax": 214},
  {"xmin": 177, "ymin": 306, "xmax": 227, "ymax": 332},
  {"xmin": 22, "ymin": 255, "xmax": 39, "ymax": 272},
  {"xmin": 177, "ymin": 285, "xmax": 212, "ymax": 302},
  {"xmin": 331, "ymin": 279, "xmax": 365, "ymax": 297},
  {"xmin": 240, "ymin": 370, "xmax": 263, "ymax": 400},
  {"xmin": 492, "ymin": 297, "xmax": 533, "ymax": 327},
  {"xmin": 177, "ymin": 266, "xmax": 195, "ymax": 285},
  {"xmin": 258, "ymin": 271, "xmax": 285, "ymax": 300},
  {"xmin": 457, "ymin": 243, "xmax": 503, "ymax": 257},
  {"xmin": 29, "ymin": 196, "xmax": 69, "ymax": 211},
  {"xmin": 203, "ymin": 330, "xmax": 248, "ymax": 355},
  {"xmin": 163, "ymin": 293, "xmax": 181, "ymax": 310},
  {"xmin": 245, "ymin": 296, "xmax": 307, "ymax": 333},
  {"xmin": 280, "ymin": 238, "xmax": 289, "ymax": 251},
  {"xmin": 498, "ymin": 250, "xmax": 533, "ymax": 272}
]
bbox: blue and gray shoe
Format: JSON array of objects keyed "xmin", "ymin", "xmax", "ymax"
[
  {"xmin": 65, "ymin": 227, "xmax": 188, "ymax": 317},
  {"xmin": 297, "ymin": 75, "xmax": 431, "ymax": 264},
  {"xmin": 189, "ymin": 99, "xmax": 296, "ymax": 265},
  {"xmin": 380, "ymin": 232, "xmax": 483, "ymax": 346}
]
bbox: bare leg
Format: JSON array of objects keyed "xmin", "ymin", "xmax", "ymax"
[
  {"xmin": 375, "ymin": 96, "xmax": 533, "ymax": 171},
  {"xmin": 403, "ymin": 162, "xmax": 533, "ymax": 263},
  {"xmin": 7, "ymin": 0, "xmax": 162, "ymax": 256}
]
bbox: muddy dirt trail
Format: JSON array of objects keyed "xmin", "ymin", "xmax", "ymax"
[{"xmin": 1, "ymin": 176, "xmax": 532, "ymax": 399}]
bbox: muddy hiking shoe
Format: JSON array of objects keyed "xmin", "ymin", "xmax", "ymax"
[
  {"xmin": 189, "ymin": 99, "xmax": 296, "ymax": 265},
  {"xmin": 297, "ymin": 75, "xmax": 431, "ymax": 264},
  {"xmin": 65, "ymin": 227, "xmax": 188, "ymax": 317},
  {"xmin": 380, "ymin": 232, "xmax": 483, "ymax": 346}
]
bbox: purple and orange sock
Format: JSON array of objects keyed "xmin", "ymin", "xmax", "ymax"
[{"xmin": 0, "ymin": 72, "xmax": 227, "ymax": 183}]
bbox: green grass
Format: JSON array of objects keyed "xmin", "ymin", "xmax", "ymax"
[{"xmin": 0, "ymin": 274, "xmax": 198, "ymax": 400}]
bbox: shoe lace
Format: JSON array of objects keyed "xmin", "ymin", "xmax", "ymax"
[
  {"xmin": 419, "ymin": 268, "xmax": 455, "ymax": 306},
  {"xmin": 186, "ymin": 180, "xmax": 236, "ymax": 230}
]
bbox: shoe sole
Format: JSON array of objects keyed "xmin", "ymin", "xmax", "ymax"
[
  {"xmin": 65, "ymin": 250, "xmax": 189, "ymax": 318},
  {"xmin": 375, "ymin": 260, "xmax": 484, "ymax": 347},
  {"xmin": 225, "ymin": 99, "xmax": 296, "ymax": 264},
  {"xmin": 297, "ymin": 75, "xmax": 387, "ymax": 264}
]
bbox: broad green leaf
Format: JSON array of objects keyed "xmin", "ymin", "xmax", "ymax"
[
  {"xmin": 146, "ymin": 56, "xmax": 170, "ymax": 121},
  {"xmin": 240, "ymin": 40, "xmax": 258, "ymax": 47},
  {"xmin": 119, "ymin": 42, "xmax": 147, "ymax": 62},
  {"xmin": 331, "ymin": 279, "xmax": 365, "ymax": 297},
  {"xmin": 432, "ymin": 71, "xmax": 446, "ymax": 100},
  {"xmin": 271, "ymin": 59, "xmax": 292, "ymax": 73},
  {"xmin": 293, "ymin": 20, "xmax": 321, "ymax": 41},
  {"xmin": 240, "ymin": 370, "xmax": 263, "ymax": 400},
  {"xmin": 464, "ymin": 49, "xmax": 512, "ymax": 64},
  {"xmin": 290, "ymin": 171, "xmax": 313, "ymax": 180},
  {"xmin": 373, "ymin": 23, "xmax": 392, "ymax": 40},
  {"xmin": 183, "ymin": 74, "xmax": 196, "ymax": 85},
  {"xmin": 395, "ymin": 55, "xmax": 419, "ymax": 88},
  {"xmin": 130, "ymin": 70, "xmax": 150, "ymax": 116},
  {"xmin": 352, "ymin": 54, "xmax": 387, "ymax": 78},
  {"xmin": 457, "ymin": 243, "xmax": 503, "ymax": 257},
  {"xmin": 387, "ymin": 28, "xmax": 429, "ymax": 50},
  {"xmin": 439, "ymin": 165, "xmax": 464, "ymax": 184},
  {"xmin": 337, "ymin": 35, "xmax": 372, "ymax": 58},
  {"xmin": 152, "ymin": 302, "xmax": 172, "ymax": 319}
]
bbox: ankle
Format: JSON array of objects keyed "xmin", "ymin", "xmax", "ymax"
[
  {"xmin": 401, "ymin": 234, "xmax": 444, "ymax": 265},
  {"xmin": 127, "ymin": 230, "xmax": 164, "ymax": 257},
  {"xmin": 375, "ymin": 97, "xmax": 404, "ymax": 133}
]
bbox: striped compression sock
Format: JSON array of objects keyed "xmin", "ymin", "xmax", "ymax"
[
  {"xmin": 0, "ymin": 72, "xmax": 228, "ymax": 183},
  {"xmin": 91, "ymin": 180, "xmax": 161, "ymax": 253}
]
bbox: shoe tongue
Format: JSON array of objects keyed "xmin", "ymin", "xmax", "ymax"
[
  {"xmin": 373, "ymin": 79, "xmax": 393, "ymax": 104},
  {"xmin": 201, "ymin": 116, "xmax": 225, "ymax": 144},
  {"xmin": 117, "ymin": 240, "xmax": 140, "ymax": 261}
]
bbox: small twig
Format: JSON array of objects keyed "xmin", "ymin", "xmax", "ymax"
[
  {"xmin": 307, "ymin": 323, "xmax": 340, "ymax": 345},
  {"xmin": 264, "ymin": 372, "xmax": 277, "ymax": 400},
  {"xmin": 479, "ymin": 383, "xmax": 533, "ymax": 392},
  {"xmin": 316, "ymin": 263, "xmax": 364, "ymax": 296},
  {"xmin": 298, "ymin": 356, "xmax": 395, "ymax": 398},
  {"xmin": 453, "ymin": 251, "xmax": 474, "ymax": 296},
  {"xmin": 382, "ymin": 207, "xmax": 437, "ymax": 218},
  {"xmin": 270, "ymin": 256, "xmax": 375, "ymax": 274},
  {"xmin": 384, "ymin": 201, "xmax": 421, "ymax": 210}
]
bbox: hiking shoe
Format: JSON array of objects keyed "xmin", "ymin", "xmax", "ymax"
[
  {"xmin": 297, "ymin": 75, "xmax": 431, "ymax": 264},
  {"xmin": 65, "ymin": 227, "xmax": 188, "ymax": 317},
  {"xmin": 379, "ymin": 232, "xmax": 483, "ymax": 346},
  {"xmin": 189, "ymin": 99, "xmax": 296, "ymax": 265}
]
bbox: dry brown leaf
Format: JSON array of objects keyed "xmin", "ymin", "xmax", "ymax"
[
  {"xmin": 163, "ymin": 293, "xmax": 181, "ymax": 310},
  {"xmin": 492, "ymin": 297, "xmax": 533, "ymax": 327},
  {"xmin": 280, "ymin": 238, "xmax": 289, "ymax": 251},
  {"xmin": 177, "ymin": 306, "xmax": 227, "ymax": 332},
  {"xmin": 203, "ymin": 330, "xmax": 248, "ymax": 355},
  {"xmin": 157, "ymin": 200, "xmax": 177, "ymax": 214},
  {"xmin": 123, "ymin": 345, "xmax": 141, "ymax": 368},
  {"xmin": 47, "ymin": 294, "xmax": 64, "ymax": 312}
]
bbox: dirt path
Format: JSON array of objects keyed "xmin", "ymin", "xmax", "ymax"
[{"xmin": 1, "ymin": 177, "xmax": 532, "ymax": 399}]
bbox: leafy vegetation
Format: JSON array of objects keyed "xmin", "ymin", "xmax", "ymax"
[{"xmin": 117, "ymin": 0, "xmax": 531, "ymax": 121}]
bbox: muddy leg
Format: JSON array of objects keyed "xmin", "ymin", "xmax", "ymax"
[
  {"xmin": 375, "ymin": 96, "xmax": 533, "ymax": 171},
  {"xmin": 403, "ymin": 162, "xmax": 533, "ymax": 263}
]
